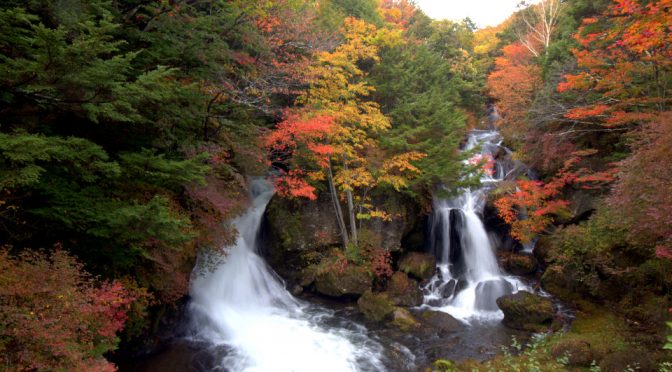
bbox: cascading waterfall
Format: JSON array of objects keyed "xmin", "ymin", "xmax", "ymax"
[
  {"xmin": 423, "ymin": 130, "xmax": 528, "ymax": 322},
  {"xmin": 188, "ymin": 179, "xmax": 386, "ymax": 372}
]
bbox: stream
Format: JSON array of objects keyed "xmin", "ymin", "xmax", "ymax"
[{"xmin": 125, "ymin": 128, "xmax": 554, "ymax": 372}]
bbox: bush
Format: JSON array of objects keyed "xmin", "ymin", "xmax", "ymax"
[{"xmin": 0, "ymin": 247, "xmax": 137, "ymax": 370}]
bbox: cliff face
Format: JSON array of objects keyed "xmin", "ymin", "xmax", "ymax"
[{"xmin": 263, "ymin": 189, "xmax": 426, "ymax": 288}]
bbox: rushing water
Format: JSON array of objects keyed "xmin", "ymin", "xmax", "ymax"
[
  {"xmin": 188, "ymin": 180, "xmax": 386, "ymax": 372},
  {"xmin": 422, "ymin": 130, "xmax": 528, "ymax": 322}
]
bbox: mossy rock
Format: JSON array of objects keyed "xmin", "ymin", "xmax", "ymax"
[
  {"xmin": 389, "ymin": 307, "xmax": 419, "ymax": 332},
  {"xmin": 357, "ymin": 290, "xmax": 395, "ymax": 322},
  {"xmin": 386, "ymin": 271, "xmax": 423, "ymax": 307},
  {"xmin": 550, "ymin": 339, "xmax": 594, "ymax": 367},
  {"xmin": 533, "ymin": 234, "xmax": 553, "ymax": 265},
  {"xmin": 540, "ymin": 264, "xmax": 581, "ymax": 302},
  {"xmin": 397, "ymin": 252, "xmax": 436, "ymax": 280},
  {"xmin": 496, "ymin": 291, "xmax": 554, "ymax": 332},
  {"xmin": 314, "ymin": 265, "xmax": 371, "ymax": 298},
  {"xmin": 501, "ymin": 252, "xmax": 538, "ymax": 276}
]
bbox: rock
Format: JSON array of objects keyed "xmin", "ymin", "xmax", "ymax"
[
  {"xmin": 474, "ymin": 279, "xmax": 514, "ymax": 311},
  {"xmin": 500, "ymin": 252, "xmax": 538, "ymax": 276},
  {"xmin": 299, "ymin": 265, "xmax": 318, "ymax": 287},
  {"xmin": 314, "ymin": 265, "xmax": 371, "ymax": 298},
  {"xmin": 419, "ymin": 310, "xmax": 465, "ymax": 333},
  {"xmin": 398, "ymin": 252, "xmax": 436, "ymax": 280},
  {"xmin": 496, "ymin": 291, "xmax": 554, "ymax": 331},
  {"xmin": 290, "ymin": 284, "xmax": 303, "ymax": 296},
  {"xmin": 540, "ymin": 265, "xmax": 576, "ymax": 301},
  {"xmin": 533, "ymin": 235, "xmax": 553, "ymax": 265},
  {"xmin": 390, "ymin": 307, "xmax": 419, "ymax": 331},
  {"xmin": 386, "ymin": 272, "xmax": 423, "ymax": 307},
  {"xmin": 357, "ymin": 290, "xmax": 395, "ymax": 322},
  {"xmin": 550, "ymin": 339, "xmax": 594, "ymax": 367}
]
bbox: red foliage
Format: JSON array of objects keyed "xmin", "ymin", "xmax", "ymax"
[
  {"xmin": 495, "ymin": 151, "xmax": 616, "ymax": 242},
  {"xmin": 265, "ymin": 110, "xmax": 335, "ymax": 199},
  {"xmin": 609, "ymin": 112, "xmax": 672, "ymax": 255},
  {"xmin": 468, "ymin": 154, "xmax": 495, "ymax": 177},
  {"xmin": 0, "ymin": 247, "xmax": 136, "ymax": 370}
]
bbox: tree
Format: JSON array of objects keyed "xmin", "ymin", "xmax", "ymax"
[
  {"xmin": 609, "ymin": 112, "xmax": 672, "ymax": 258},
  {"xmin": 267, "ymin": 18, "xmax": 426, "ymax": 249},
  {"xmin": 487, "ymin": 42, "xmax": 543, "ymax": 140},
  {"xmin": 514, "ymin": 0, "xmax": 564, "ymax": 57},
  {"xmin": 557, "ymin": 0, "xmax": 672, "ymax": 125}
]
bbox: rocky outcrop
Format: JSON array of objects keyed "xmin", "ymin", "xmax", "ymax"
[
  {"xmin": 496, "ymin": 291, "xmax": 554, "ymax": 331},
  {"xmin": 314, "ymin": 265, "xmax": 371, "ymax": 298},
  {"xmin": 397, "ymin": 252, "xmax": 436, "ymax": 280},
  {"xmin": 264, "ymin": 190, "xmax": 424, "ymax": 286},
  {"xmin": 386, "ymin": 271, "xmax": 423, "ymax": 307}
]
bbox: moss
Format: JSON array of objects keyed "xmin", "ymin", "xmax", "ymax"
[
  {"xmin": 389, "ymin": 307, "xmax": 419, "ymax": 332},
  {"xmin": 357, "ymin": 290, "xmax": 395, "ymax": 322},
  {"xmin": 397, "ymin": 252, "xmax": 436, "ymax": 280},
  {"xmin": 496, "ymin": 291, "xmax": 554, "ymax": 332}
]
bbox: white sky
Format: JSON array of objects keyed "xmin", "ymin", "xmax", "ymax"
[{"xmin": 414, "ymin": 0, "xmax": 528, "ymax": 28}]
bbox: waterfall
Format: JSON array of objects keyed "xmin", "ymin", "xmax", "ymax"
[
  {"xmin": 423, "ymin": 130, "xmax": 528, "ymax": 322},
  {"xmin": 188, "ymin": 179, "xmax": 385, "ymax": 372}
]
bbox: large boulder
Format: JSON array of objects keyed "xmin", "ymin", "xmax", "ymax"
[
  {"xmin": 357, "ymin": 290, "xmax": 395, "ymax": 322},
  {"xmin": 418, "ymin": 310, "xmax": 465, "ymax": 333},
  {"xmin": 314, "ymin": 265, "xmax": 371, "ymax": 298},
  {"xmin": 398, "ymin": 252, "xmax": 436, "ymax": 280},
  {"xmin": 386, "ymin": 272, "xmax": 423, "ymax": 307},
  {"xmin": 496, "ymin": 291, "xmax": 554, "ymax": 331}
]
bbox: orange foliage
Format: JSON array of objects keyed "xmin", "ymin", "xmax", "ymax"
[
  {"xmin": 487, "ymin": 42, "xmax": 542, "ymax": 138},
  {"xmin": 558, "ymin": 0, "xmax": 672, "ymax": 124}
]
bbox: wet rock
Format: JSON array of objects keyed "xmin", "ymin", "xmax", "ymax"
[
  {"xmin": 386, "ymin": 272, "xmax": 423, "ymax": 307},
  {"xmin": 390, "ymin": 308, "xmax": 420, "ymax": 332},
  {"xmin": 500, "ymin": 252, "xmax": 538, "ymax": 276},
  {"xmin": 419, "ymin": 310, "xmax": 465, "ymax": 333},
  {"xmin": 357, "ymin": 291, "xmax": 395, "ymax": 322},
  {"xmin": 474, "ymin": 279, "xmax": 514, "ymax": 311},
  {"xmin": 314, "ymin": 266, "xmax": 371, "ymax": 298},
  {"xmin": 439, "ymin": 279, "xmax": 457, "ymax": 298},
  {"xmin": 398, "ymin": 252, "xmax": 436, "ymax": 280},
  {"xmin": 496, "ymin": 291, "xmax": 554, "ymax": 331}
]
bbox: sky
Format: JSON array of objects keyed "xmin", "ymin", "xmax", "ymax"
[{"xmin": 414, "ymin": 0, "xmax": 528, "ymax": 29}]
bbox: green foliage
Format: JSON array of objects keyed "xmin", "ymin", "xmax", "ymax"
[{"xmin": 370, "ymin": 39, "xmax": 475, "ymax": 191}]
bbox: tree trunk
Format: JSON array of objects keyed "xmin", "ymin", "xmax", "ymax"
[
  {"xmin": 327, "ymin": 160, "xmax": 349, "ymax": 248},
  {"xmin": 343, "ymin": 161, "xmax": 358, "ymax": 247}
]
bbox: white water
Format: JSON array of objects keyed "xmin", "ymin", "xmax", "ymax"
[
  {"xmin": 189, "ymin": 179, "xmax": 385, "ymax": 372},
  {"xmin": 423, "ymin": 130, "xmax": 528, "ymax": 323}
]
